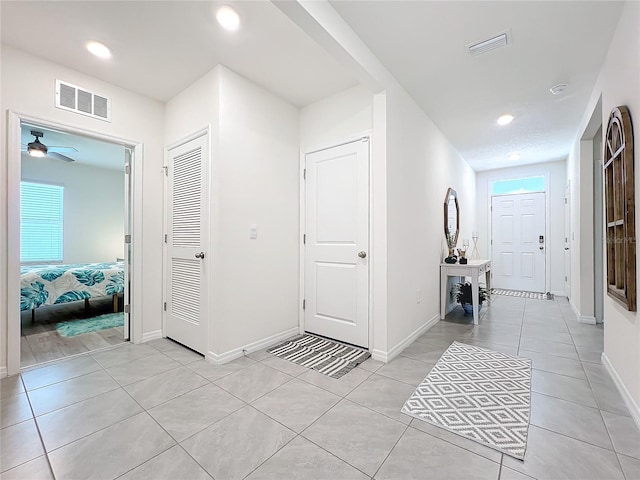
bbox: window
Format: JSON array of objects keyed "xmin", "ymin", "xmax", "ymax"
[
  {"xmin": 491, "ymin": 176, "xmax": 545, "ymax": 196},
  {"xmin": 20, "ymin": 181, "xmax": 64, "ymax": 263}
]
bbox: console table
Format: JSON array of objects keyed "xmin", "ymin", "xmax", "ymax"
[{"xmin": 440, "ymin": 259, "xmax": 491, "ymax": 325}]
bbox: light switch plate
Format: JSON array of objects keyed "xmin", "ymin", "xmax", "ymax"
[{"xmin": 249, "ymin": 224, "xmax": 257, "ymax": 239}]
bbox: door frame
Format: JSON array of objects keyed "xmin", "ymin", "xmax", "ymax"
[
  {"xmin": 299, "ymin": 131, "xmax": 373, "ymax": 349},
  {"xmin": 161, "ymin": 126, "xmax": 212, "ymax": 349},
  {"xmin": 487, "ymin": 171, "xmax": 551, "ymax": 293},
  {"xmin": 7, "ymin": 111, "xmax": 143, "ymax": 376}
]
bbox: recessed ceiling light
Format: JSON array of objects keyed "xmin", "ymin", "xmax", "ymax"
[
  {"xmin": 497, "ymin": 114, "xmax": 514, "ymax": 126},
  {"xmin": 549, "ymin": 83, "xmax": 568, "ymax": 95},
  {"xmin": 216, "ymin": 5, "xmax": 240, "ymax": 31},
  {"xmin": 508, "ymin": 153, "xmax": 521, "ymax": 161},
  {"xmin": 86, "ymin": 41, "xmax": 112, "ymax": 59}
]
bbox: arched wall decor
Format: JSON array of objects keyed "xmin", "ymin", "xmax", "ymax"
[{"xmin": 604, "ymin": 106, "xmax": 636, "ymax": 311}]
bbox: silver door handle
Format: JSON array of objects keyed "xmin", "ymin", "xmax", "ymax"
[
  {"xmin": 564, "ymin": 247, "xmax": 570, "ymax": 250},
  {"xmin": 539, "ymin": 246, "xmax": 544, "ymax": 250},
  {"xmin": 195, "ymin": 252, "xmax": 205, "ymax": 259},
  {"xmin": 358, "ymin": 251, "xmax": 367, "ymax": 258}
]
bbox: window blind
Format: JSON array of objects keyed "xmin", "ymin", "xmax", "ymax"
[{"xmin": 20, "ymin": 181, "xmax": 64, "ymax": 263}]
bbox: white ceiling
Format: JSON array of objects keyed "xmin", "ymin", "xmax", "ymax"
[
  {"xmin": 0, "ymin": 1, "xmax": 357, "ymax": 106},
  {"xmin": 21, "ymin": 125, "xmax": 125, "ymax": 171},
  {"xmin": 2, "ymin": 1, "xmax": 625, "ymax": 171},
  {"xmin": 330, "ymin": 0, "xmax": 623, "ymax": 170}
]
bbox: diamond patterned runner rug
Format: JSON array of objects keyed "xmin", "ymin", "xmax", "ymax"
[
  {"xmin": 402, "ymin": 341, "xmax": 531, "ymax": 459},
  {"xmin": 267, "ymin": 334, "xmax": 370, "ymax": 379},
  {"xmin": 491, "ymin": 288, "xmax": 553, "ymax": 300}
]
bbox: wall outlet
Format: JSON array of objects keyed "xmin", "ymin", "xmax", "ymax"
[{"xmin": 416, "ymin": 288, "xmax": 422, "ymax": 303}]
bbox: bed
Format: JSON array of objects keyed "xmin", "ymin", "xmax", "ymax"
[{"xmin": 20, "ymin": 261, "xmax": 125, "ymax": 315}]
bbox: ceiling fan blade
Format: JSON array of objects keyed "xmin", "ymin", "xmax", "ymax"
[
  {"xmin": 48, "ymin": 152, "xmax": 75, "ymax": 162},
  {"xmin": 48, "ymin": 145, "xmax": 79, "ymax": 153}
]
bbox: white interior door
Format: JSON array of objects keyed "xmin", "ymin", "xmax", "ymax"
[
  {"xmin": 564, "ymin": 183, "xmax": 571, "ymax": 297},
  {"xmin": 123, "ymin": 148, "xmax": 131, "ymax": 340},
  {"xmin": 491, "ymin": 192, "xmax": 546, "ymax": 292},
  {"xmin": 165, "ymin": 133, "xmax": 209, "ymax": 354},
  {"xmin": 304, "ymin": 139, "xmax": 369, "ymax": 348}
]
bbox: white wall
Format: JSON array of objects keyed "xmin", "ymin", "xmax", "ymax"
[
  {"xmin": 476, "ymin": 160, "xmax": 567, "ymax": 295},
  {"xmin": 165, "ymin": 65, "xmax": 300, "ymax": 360},
  {"xmin": 299, "ymin": 84, "xmax": 373, "ymax": 151},
  {"xmin": 1, "ymin": 46, "xmax": 165, "ymax": 373},
  {"xmin": 21, "ymin": 154, "xmax": 125, "ymax": 264},
  {"xmin": 385, "ymin": 84, "xmax": 476, "ymax": 353},
  {"xmin": 567, "ymin": 0, "xmax": 640, "ymax": 419}
]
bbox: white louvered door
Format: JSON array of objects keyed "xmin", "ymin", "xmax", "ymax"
[{"xmin": 165, "ymin": 133, "xmax": 209, "ymax": 354}]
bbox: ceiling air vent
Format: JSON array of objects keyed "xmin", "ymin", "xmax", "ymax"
[
  {"xmin": 467, "ymin": 30, "xmax": 512, "ymax": 56},
  {"xmin": 55, "ymin": 80, "xmax": 111, "ymax": 122}
]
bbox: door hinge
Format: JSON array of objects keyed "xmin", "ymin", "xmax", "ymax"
[
  {"xmin": 303, "ymin": 299, "xmax": 306, "ymax": 310},
  {"xmin": 303, "ymin": 169, "xmax": 306, "ymax": 180},
  {"xmin": 163, "ymin": 302, "xmax": 167, "ymax": 311},
  {"xmin": 303, "ymin": 234, "xmax": 306, "ymax": 244},
  {"xmin": 125, "ymin": 164, "xmax": 130, "ymax": 175},
  {"xmin": 163, "ymin": 165, "xmax": 168, "ymax": 176},
  {"xmin": 164, "ymin": 234, "xmax": 167, "ymax": 243},
  {"xmin": 565, "ymin": 198, "xmax": 568, "ymax": 204},
  {"xmin": 565, "ymin": 276, "xmax": 568, "ymax": 281},
  {"xmin": 124, "ymin": 234, "xmax": 131, "ymax": 244},
  {"xmin": 124, "ymin": 304, "xmax": 130, "ymax": 314}
]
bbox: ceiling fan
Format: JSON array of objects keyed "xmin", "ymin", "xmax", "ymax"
[{"xmin": 23, "ymin": 130, "xmax": 78, "ymax": 162}]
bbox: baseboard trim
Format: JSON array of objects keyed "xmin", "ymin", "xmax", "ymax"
[
  {"xmin": 602, "ymin": 352, "xmax": 640, "ymax": 430},
  {"xmin": 205, "ymin": 327, "xmax": 299, "ymax": 366},
  {"xmin": 579, "ymin": 315, "xmax": 597, "ymax": 325},
  {"xmin": 371, "ymin": 313, "xmax": 440, "ymax": 364},
  {"xmin": 0, "ymin": 366, "xmax": 7, "ymax": 379},
  {"xmin": 141, "ymin": 330, "xmax": 163, "ymax": 343}
]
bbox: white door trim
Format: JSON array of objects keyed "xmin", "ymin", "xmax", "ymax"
[
  {"xmin": 487, "ymin": 171, "xmax": 551, "ymax": 293},
  {"xmin": 162, "ymin": 126, "xmax": 212, "ymax": 351},
  {"xmin": 299, "ymin": 131, "xmax": 373, "ymax": 348},
  {"xmin": 6, "ymin": 111, "xmax": 143, "ymax": 376}
]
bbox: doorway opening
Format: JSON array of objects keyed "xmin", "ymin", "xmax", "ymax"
[
  {"xmin": 490, "ymin": 176, "xmax": 548, "ymax": 293},
  {"xmin": 7, "ymin": 112, "xmax": 141, "ymax": 375}
]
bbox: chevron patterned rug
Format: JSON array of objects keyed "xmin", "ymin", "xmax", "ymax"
[
  {"xmin": 491, "ymin": 288, "xmax": 554, "ymax": 300},
  {"xmin": 267, "ymin": 334, "xmax": 370, "ymax": 379},
  {"xmin": 402, "ymin": 341, "xmax": 532, "ymax": 459}
]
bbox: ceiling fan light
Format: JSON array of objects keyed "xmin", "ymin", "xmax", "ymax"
[{"xmin": 27, "ymin": 133, "xmax": 48, "ymax": 157}]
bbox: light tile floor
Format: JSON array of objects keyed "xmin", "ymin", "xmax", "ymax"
[{"xmin": 1, "ymin": 295, "xmax": 639, "ymax": 479}]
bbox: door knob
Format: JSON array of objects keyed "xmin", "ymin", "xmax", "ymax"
[
  {"xmin": 358, "ymin": 251, "xmax": 367, "ymax": 258},
  {"xmin": 539, "ymin": 246, "xmax": 544, "ymax": 250},
  {"xmin": 564, "ymin": 247, "xmax": 570, "ymax": 251},
  {"xmin": 195, "ymin": 252, "xmax": 205, "ymax": 259}
]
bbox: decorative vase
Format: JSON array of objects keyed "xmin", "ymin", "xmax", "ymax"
[{"xmin": 462, "ymin": 303, "xmax": 482, "ymax": 316}]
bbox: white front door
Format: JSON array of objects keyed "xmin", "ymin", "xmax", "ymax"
[
  {"xmin": 304, "ymin": 139, "xmax": 369, "ymax": 348},
  {"xmin": 165, "ymin": 133, "xmax": 209, "ymax": 354},
  {"xmin": 491, "ymin": 192, "xmax": 546, "ymax": 292}
]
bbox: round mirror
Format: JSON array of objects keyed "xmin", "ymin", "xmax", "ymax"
[{"xmin": 444, "ymin": 187, "xmax": 459, "ymax": 249}]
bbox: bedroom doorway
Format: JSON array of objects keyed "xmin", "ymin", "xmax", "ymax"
[{"xmin": 7, "ymin": 113, "xmax": 141, "ymax": 374}]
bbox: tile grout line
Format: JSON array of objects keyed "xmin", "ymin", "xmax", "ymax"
[
  {"xmin": 11, "ymin": 372, "xmax": 57, "ymax": 479},
  {"xmin": 370, "ymin": 423, "xmax": 411, "ymax": 479}
]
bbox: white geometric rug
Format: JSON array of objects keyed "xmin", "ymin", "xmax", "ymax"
[
  {"xmin": 401, "ymin": 342, "xmax": 532, "ymax": 459},
  {"xmin": 491, "ymin": 288, "xmax": 553, "ymax": 300}
]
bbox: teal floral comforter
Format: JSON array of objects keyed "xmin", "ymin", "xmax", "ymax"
[{"xmin": 20, "ymin": 262, "xmax": 124, "ymax": 311}]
